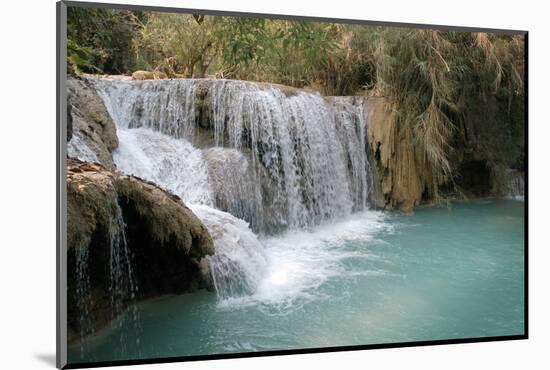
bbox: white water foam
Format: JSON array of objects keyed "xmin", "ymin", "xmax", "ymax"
[
  {"xmin": 189, "ymin": 204, "xmax": 269, "ymax": 300},
  {"xmin": 113, "ymin": 128, "xmax": 214, "ymax": 206},
  {"xmin": 217, "ymin": 210, "xmax": 392, "ymax": 312}
]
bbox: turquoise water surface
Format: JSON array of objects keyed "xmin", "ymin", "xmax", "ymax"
[{"xmin": 69, "ymin": 199, "xmax": 525, "ymax": 363}]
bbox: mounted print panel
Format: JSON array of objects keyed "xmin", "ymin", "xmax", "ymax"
[{"xmin": 57, "ymin": 1, "xmax": 527, "ymax": 368}]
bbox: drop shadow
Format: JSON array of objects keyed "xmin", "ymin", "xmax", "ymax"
[{"xmin": 34, "ymin": 353, "xmax": 56, "ymax": 367}]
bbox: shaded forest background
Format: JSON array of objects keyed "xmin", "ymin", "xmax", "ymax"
[{"xmin": 67, "ymin": 7, "xmax": 525, "ymax": 200}]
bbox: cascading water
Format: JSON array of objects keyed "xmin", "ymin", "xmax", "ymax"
[
  {"xmin": 91, "ymin": 77, "xmax": 377, "ymax": 303},
  {"xmin": 108, "ymin": 202, "xmax": 141, "ymax": 351},
  {"xmin": 190, "ymin": 204, "xmax": 268, "ymax": 300},
  {"xmin": 331, "ymin": 98, "xmax": 372, "ymax": 211},
  {"xmin": 71, "ymin": 198, "xmax": 141, "ymax": 352},
  {"xmin": 114, "ymin": 128, "xmax": 214, "ymax": 205},
  {"xmin": 74, "ymin": 244, "xmax": 92, "ymax": 358},
  {"xmin": 67, "ymin": 132, "xmax": 99, "ymax": 163},
  {"xmin": 202, "ymin": 147, "xmax": 264, "ymax": 230},
  {"xmin": 506, "ymin": 170, "xmax": 525, "ymax": 200},
  {"xmin": 110, "ymin": 126, "xmax": 268, "ymax": 301},
  {"xmin": 94, "ymin": 78, "xmax": 373, "ymax": 233},
  {"xmin": 66, "ymin": 76, "xmax": 526, "ymax": 361},
  {"xmin": 108, "ymin": 203, "xmax": 138, "ymax": 319}
]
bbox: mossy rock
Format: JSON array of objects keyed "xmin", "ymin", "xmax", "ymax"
[
  {"xmin": 66, "ymin": 159, "xmax": 214, "ymax": 342},
  {"xmin": 114, "ymin": 175, "xmax": 214, "ymax": 257}
]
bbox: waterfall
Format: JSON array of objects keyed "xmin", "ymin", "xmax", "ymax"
[
  {"xmin": 67, "ymin": 132, "xmax": 99, "ymax": 163},
  {"xmin": 108, "ymin": 202, "xmax": 142, "ymax": 352},
  {"xmin": 330, "ymin": 98, "xmax": 372, "ymax": 211},
  {"xmin": 94, "ymin": 78, "xmax": 373, "ymax": 234},
  {"xmin": 71, "ymin": 199, "xmax": 141, "ymax": 350},
  {"xmin": 73, "ymin": 244, "xmax": 92, "ymax": 358},
  {"xmin": 190, "ymin": 204, "xmax": 268, "ymax": 300},
  {"xmin": 108, "ymin": 203, "xmax": 138, "ymax": 319},
  {"xmin": 506, "ymin": 170, "xmax": 525, "ymax": 200},
  {"xmin": 90, "ymin": 77, "xmax": 376, "ymax": 302},
  {"xmin": 114, "ymin": 128, "xmax": 214, "ymax": 206}
]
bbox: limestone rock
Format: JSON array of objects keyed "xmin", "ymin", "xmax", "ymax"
[
  {"xmin": 66, "ymin": 77, "xmax": 118, "ymax": 169},
  {"xmin": 365, "ymin": 97, "xmax": 423, "ymax": 212},
  {"xmin": 66, "ymin": 159, "xmax": 214, "ymax": 341}
]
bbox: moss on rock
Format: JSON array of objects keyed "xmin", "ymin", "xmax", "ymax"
[{"xmin": 114, "ymin": 175, "xmax": 214, "ymax": 257}]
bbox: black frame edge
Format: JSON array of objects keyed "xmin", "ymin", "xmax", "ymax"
[
  {"xmin": 523, "ymin": 31, "xmax": 529, "ymax": 340},
  {"xmin": 63, "ymin": 335, "xmax": 528, "ymax": 369}
]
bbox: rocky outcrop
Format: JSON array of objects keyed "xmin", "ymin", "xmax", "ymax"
[
  {"xmin": 66, "ymin": 77, "xmax": 118, "ymax": 169},
  {"xmin": 365, "ymin": 97, "xmax": 423, "ymax": 212},
  {"xmin": 363, "ymin": 96, "xmax": 523, "ymax": 210},
  {"xmin": 67, "ymin": 159, "xmax": 214, "ymax": 341}
]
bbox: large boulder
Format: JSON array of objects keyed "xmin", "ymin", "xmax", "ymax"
[
  {"xmin": 66, "ymin": 159, "xmax": 214, "ymax": 341},
  {"xmin": 66, "ymin": 77, "xmax": 118, "ymax": 169}
]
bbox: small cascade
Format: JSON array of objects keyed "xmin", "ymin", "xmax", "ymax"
[
  {"xmin": 73, "ymin": 244, "xmax": 92, "ymax": 358},
  {"xmin": 506, "ymin": 170, "xmax": 525, "ymax": 200},
  {"xmin": 108, "ymin": 203, "xmax": 138, "ymax": 319},
  {"xmin": 108, "ymin": 202, "xmax": 141, "ymax": 352},
  {"xmin": 331, "ymin": 99, "xmax": 373, "ymax": 210},
  {"xmin": 96, "ymin": 78, "xmax": 198, "ymax": 139},
  {"xmin": 70, "ymin": 199, "xmax": 141, "ymax": 350},
  {"xmin": 189, "ymin": 205, "xmax": 268, "ymax": 300},
  {"xmin": 113, "ymin": 128, "xmax": 214, "ymax": 205},
  {"xmin": 67, "ymin": 132, "xmax": 99, "ymax": 163}
]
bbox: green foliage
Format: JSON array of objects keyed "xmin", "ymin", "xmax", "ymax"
[
  {"xmin": 267, "ymin": 21, "xmax": 339, "ymax": 89},
  {"xmin": 67, "ymin": 39, "xmax": 102, "ymax": 74},
  {"xmin": 67, "ymin": 7, "xmax": 145, "ymax": 74},
  {"xmin": 131, "ymin": 14, "xmax": 366, "ymax": 92},
  {"xmin": 215, "ymin": 17, "xmax": 271, "ymax": 70},
  {"xmin": 133, "ymin": 13, "xmax": 218, "ymax": 78}
]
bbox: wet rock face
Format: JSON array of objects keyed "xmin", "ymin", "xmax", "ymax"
[
  {"xmin": 202, "ymin": 147, "xmax": 272, "ymax": 232},
  {"xmin": 66, "ymin": 77, "xmax": 119, "ymax": 169},
  {"xmin": 66, "ymin": 159, "xmax": 214, "ymax": 341}
]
